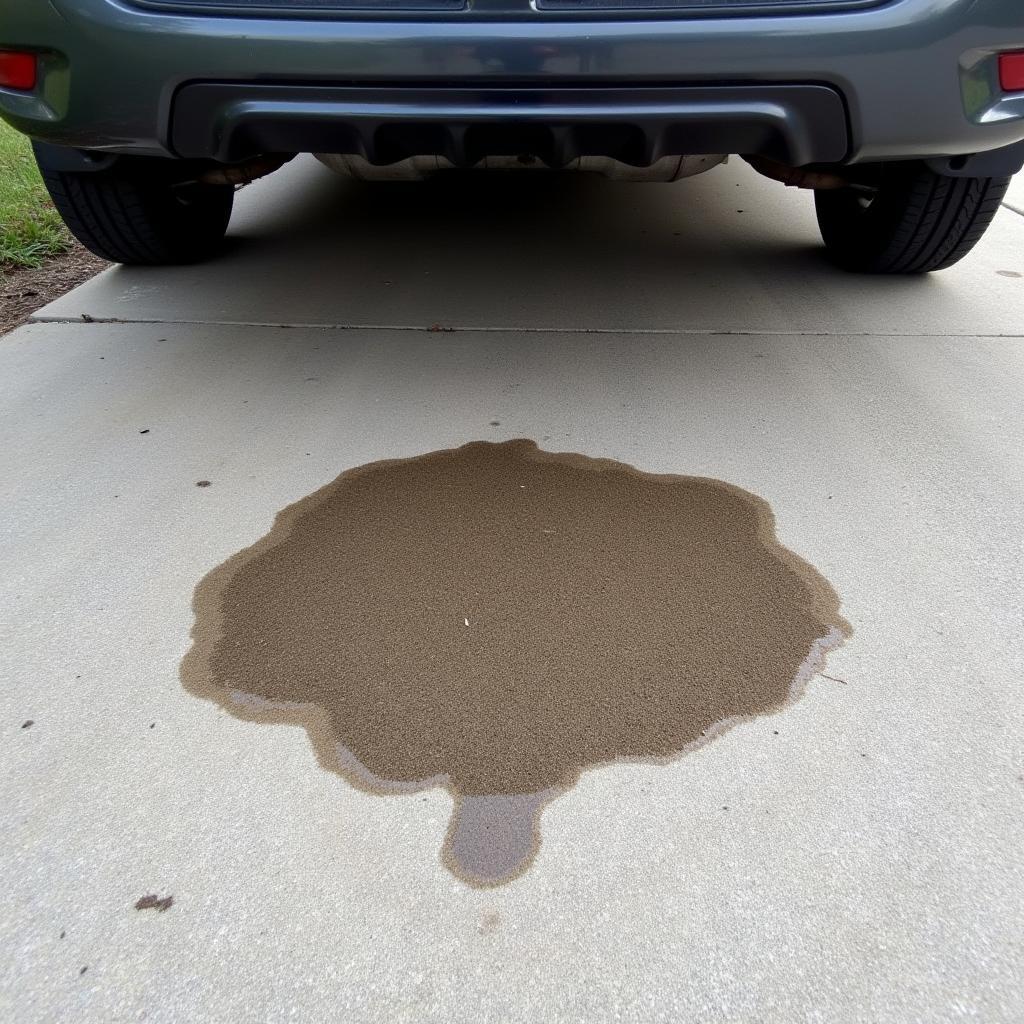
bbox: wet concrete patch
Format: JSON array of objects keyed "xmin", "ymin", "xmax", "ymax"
[{"xmin": 183, "ymin": 440, "xmax": 849, "ymax": 886}]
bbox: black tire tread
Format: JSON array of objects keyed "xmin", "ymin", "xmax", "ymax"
[
  {"xmin": 815, "ymin": 163, "xmax": 1010, "ymax": 275},
  {"xmin": 39, "ymin": 164, "xmax": 233, "ymax": 266}
]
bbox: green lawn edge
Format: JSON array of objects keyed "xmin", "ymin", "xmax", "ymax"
[{"xmin": 0, "ymin": 120, "xmax": 71, "ymax": 271}]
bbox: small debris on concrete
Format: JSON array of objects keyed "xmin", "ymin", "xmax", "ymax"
[{"xmin": 135, "ymin": 894, "xmax": 174, "ymax": 913}]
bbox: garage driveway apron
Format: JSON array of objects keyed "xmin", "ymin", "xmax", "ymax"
[{"xmin": 3, "ymin": 157, "xmax": 1024, "ymax": 1023}]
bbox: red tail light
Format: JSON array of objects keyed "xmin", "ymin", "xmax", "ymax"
[
  {"xmin": 0, "ymin": 50, "xmax": 37, "ymax": 91},
  {"xmin": 1000, "ymin": 52, "xmax": 1024, "ymax": 93}
]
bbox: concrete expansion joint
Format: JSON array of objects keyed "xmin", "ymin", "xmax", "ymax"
[{"xmin": 23, "ymin": 316, "xmax": 1024, "ymax": 340}]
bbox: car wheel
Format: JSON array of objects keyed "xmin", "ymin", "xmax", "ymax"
[
  {"xmin": 37, "ymin": 158, "xmax": 234, "ymax": 266},
  {"xmin": 814, "ymin": 161, "xmax": 1010, "ymax": 274}
]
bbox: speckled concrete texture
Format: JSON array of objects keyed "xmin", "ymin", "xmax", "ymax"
[
  {"xmin": 1004, "ymin": 172, "xmax": 1024, "ymax": 218},
  {"xmin": 2, "ymin": 161, "xmax": 1024, "ymax": 1023}
]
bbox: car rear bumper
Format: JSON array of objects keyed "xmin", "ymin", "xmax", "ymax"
[
  {"xmin": 170, "ymin": 83, "xmax": 851, "ymax": 166},
  {"xmin": 1, "ymin": 0, "xmax": 1023, "ymax": 165}
]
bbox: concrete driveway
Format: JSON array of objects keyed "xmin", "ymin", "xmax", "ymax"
[{"xmin": 3, "ymin": 158, "xmax": 1024, "ymax": 1023}]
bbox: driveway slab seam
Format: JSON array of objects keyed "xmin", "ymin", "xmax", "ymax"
[{"xmin": 24, "ymin": 315, "xmax": 1024, "ymax": 339}]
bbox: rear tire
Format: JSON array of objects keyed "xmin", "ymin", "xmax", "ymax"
[
  {"xmin": 37, "ymin": 158, "xmax": 234, "ymax": 266},
  {"xmin": 815, "ymin": 161, "xmax": 1010, "ymax": 274}
]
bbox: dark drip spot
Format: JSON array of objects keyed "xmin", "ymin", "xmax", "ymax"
[
  {"xmin": 183, "ymin": 440, "xmax": 849, "ymax": 887},
  {"xmin": 134, "ymin": 894, "xmax": 173, "ymax": 913},
  {"xmin": 21, "ymin": 720, "xmax": 33, "ymax": 730}
]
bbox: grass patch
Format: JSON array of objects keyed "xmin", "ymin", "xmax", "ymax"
[{"xmin": 0, "ymin": 120, "xmax": 71, "ymax": 270}]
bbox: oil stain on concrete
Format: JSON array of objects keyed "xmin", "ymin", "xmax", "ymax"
[{"xmin": 182, "ymin": 440, "xmax": 850, "ymax": 887}]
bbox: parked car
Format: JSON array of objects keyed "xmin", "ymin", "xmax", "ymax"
[{"xmin": 2, "ymin": 0, "xmax": 1023, "ymax": 272}]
